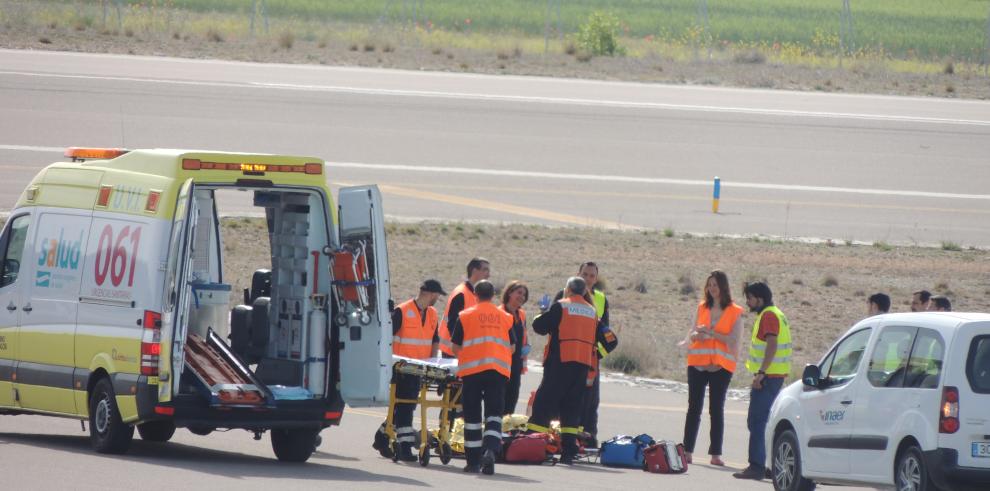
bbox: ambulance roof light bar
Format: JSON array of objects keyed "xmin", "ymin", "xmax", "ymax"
[{"xmin": 65, "ymin": 147, "xmax": 130, "ymax": 162}]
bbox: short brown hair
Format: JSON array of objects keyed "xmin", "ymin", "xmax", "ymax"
[{"xmin": 501, "ymin": 280, "xmax": 529, "ymax": 306}]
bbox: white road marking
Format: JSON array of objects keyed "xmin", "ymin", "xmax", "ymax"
[
  {"xmin": 2, "ymin": 69, "xmax": 990, "ymax": 127},
  {"xmin": 4, "ymin": 144, "xmax": 989, "ymax": 201}
]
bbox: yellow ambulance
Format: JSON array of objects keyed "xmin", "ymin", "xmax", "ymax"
[{"xmin": 0, "ymin": 148, "xmax": 392, "ymax": 462}]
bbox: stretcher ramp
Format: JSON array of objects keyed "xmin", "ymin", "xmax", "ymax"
[{"xmin": 184, "ymin": 330, "xmax": 272, "ymax": 407}]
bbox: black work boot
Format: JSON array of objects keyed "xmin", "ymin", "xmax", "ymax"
[
  {"xmin": 481, "ymin": 449, "xmax": 496, "ymax": 475},
  {"xmin": 732, "ymin": 465, "xmax": 766, "ymax": 480},
  {"xmin": 398, "ymin": 442, "xmax": 418, "ymax": 462}
]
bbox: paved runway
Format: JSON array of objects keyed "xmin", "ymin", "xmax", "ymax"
[{"xmin": 2, "ymin": 49, "xmax": 990, "ymax": 246}]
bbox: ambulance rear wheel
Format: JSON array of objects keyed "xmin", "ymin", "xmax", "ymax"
[
  {"xmin": 89, "ymin": 377, "xmax": 134, "ymax": 454},
  {"xmin": 271, "ymin": 428, "xmax": 318, "ymax": 462},
  {"xmin": 137, "ymin": 420, "xmax": 176, "ymax": 442}
]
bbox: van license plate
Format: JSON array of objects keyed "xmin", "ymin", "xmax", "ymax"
[{"xmin": 973, "ymin": 442, "xmax": 990, "ymax": 458}]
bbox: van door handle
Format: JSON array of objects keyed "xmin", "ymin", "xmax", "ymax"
[
  {"xmin": 21, "ymin": 304, "xmax": 32, "ymax": 312},
  {"xmin": 6, "ymin": 303, "xmax": 15, "ymax": 311},
  {"xmin": 840, "ymin": 399, "xmax": 853, "ymax": 405}
]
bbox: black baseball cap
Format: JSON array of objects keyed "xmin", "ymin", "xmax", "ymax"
[{"xmin": 420, "ymin": 279, "xmax": 447, "ymax": 295}]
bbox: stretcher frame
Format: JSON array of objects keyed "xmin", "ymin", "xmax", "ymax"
[{"xmin": 383, "ymin": 359, "xmax": 463, "ymax": 466}]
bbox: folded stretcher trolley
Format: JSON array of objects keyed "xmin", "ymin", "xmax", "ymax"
[{"xmin": 384, "ymin": 357, "xmax": 462, "ymax": 466}]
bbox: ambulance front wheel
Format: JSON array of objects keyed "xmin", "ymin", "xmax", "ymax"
[
  {"xmin": 271, "ymin": 427, "xmax": 318, "ymax": 462},
  {"xmin": 137, "ymin": 420, "xmax": 176, "ymax": 442},
  {"xmin": 88, "ymin": 377, "xmax": 134, "ymax": 454}
]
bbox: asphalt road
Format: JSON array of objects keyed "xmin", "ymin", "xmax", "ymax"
[
  {"xmin": 0, "ymin": 367, "xmax": 874, "ymax": 490},
  {"xmin": 2, "ymin": 49, "xmax": 990, "ymax": 246}
]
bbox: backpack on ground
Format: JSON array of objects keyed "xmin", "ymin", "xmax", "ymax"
[
  {"xmin": 502, "ymin": 432, "xmax": 553, "ymax": 464},
  {"xmin": 599, "ymin": 433, "xmax": 654, "ymax": 468},
  {"xmin": 643, "ymin": 440, "xmax": 688, "ymax": 474}
]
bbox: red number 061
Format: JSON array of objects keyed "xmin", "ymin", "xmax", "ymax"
[{"xmin": 94, "ymin": 224, "xmax": 143, "ymax": 287}]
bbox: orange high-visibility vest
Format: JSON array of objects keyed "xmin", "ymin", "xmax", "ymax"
[
  {"xmin": 438, "ymin": 282, "xmax": 478, "ymax": 356},
  {"xmin": 392, "ymin": 299, "xmax": 438, "ymax": 360},
  {"xmin": 686, "ymin": 301, "xmax": 743, "ymax": 373},
  {"xmin": 558, "ymin": 295, "xmax": 598, "ymax": 368},
  {"xmin": 499, "ymin": 305, "xmax": 527, "ymax": 352},
  {"xmin": 456, "ymin": 302, "xmax": 514, "ymax": 377}
]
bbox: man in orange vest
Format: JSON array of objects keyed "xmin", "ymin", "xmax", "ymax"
[
  {"xmin": 438, "ymin": 257, "xmax": 490, "ymax": 358},
  {"xmin": 372, "ymin": 279, "xmax": 445, "ymax": 461},
  {"xmin": 450, "ymin": 280, "xmax": 515, "ymax": 475},
  {"xmin": 527, "ymin": 277, "xmax": 599, "ymax": 464}
]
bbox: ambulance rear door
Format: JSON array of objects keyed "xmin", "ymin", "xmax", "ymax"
[
  {"xmin": 158, "ymin": 179, "xmax": 198, "ymax": 402},
  {"xmin": 335, "ymin": 185, "xmax": 391, "ymax": 407}
]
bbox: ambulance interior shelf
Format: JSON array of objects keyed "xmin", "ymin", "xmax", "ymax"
[{"xmin": 179, "ymin": 188, "xmax": 335, "ymax": 405}]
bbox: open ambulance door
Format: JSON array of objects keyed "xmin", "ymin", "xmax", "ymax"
[
  {"xmin": 158, "ymin": 179, "xmax": 198, "ymax": 402},
  {"xmin": 334, "ymin": 185, "xmax": 391, "ymax": 407}
]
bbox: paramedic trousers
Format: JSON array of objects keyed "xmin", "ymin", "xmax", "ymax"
[
  {"xmin": 581, "ymin": 367, "xmax": 601, "ymax": 439},
  {"xmin": 461, "ymin": 370, "xmax": 506, "ymax": 466},
  {"xmin": 683, "ymin": 366, "xmax": 733, "ymax": 455},
  {"xmin": 528, "ymin": 361, "xmax": 589, "ymax": 457},
  {"xmin": 503, "ymin": 356, "xmax": 524, "ymax": 415},
  {"xmin": 392, "ymin": 373, "xmax": 420, "ymax": 450}
]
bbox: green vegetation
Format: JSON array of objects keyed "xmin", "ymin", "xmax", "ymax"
[
  {"xmin": 576, "ymin": 11, "xmax": 623, "ymax": 56},
  {"xmin": 109, "ymin": 0, "xmax": 990, "ymax": 61}
]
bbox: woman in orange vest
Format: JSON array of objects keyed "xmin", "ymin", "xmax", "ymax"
[
  {"xmin": 499, "ymin": 280, "xmax": 530, "ymax": 415},
  {"xmin": 450, "ymin": 280, "xmax": 515, "ymax": 475},
  {"xmin": 680, "ymin": 270, "xmax": 743, "ymax": 466}
]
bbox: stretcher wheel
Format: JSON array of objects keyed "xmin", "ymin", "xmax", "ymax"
[
  {"xmin": 419, "ymin": 446, "xmax": 431, "ymax": 467},
  {"xmin": 390, "ymin": 442, "xmax": 400, "ymax": 462},
  {"xmin": 439, "ymin": 443, "xmax": 453, "ymax": 465}
]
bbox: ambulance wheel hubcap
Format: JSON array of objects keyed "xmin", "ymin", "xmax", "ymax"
[
  {"xmin": 95, "ymin": 397, "xmax": 110, "ymax": 434},
  {"xmin": 774, "ymin": 440, "xmax": 795, "ymax": 490}
]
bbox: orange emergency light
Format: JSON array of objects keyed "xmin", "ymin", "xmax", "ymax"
[{"xmin": 65, "ymin": 147, "xmax": 129, "ymax": 161}]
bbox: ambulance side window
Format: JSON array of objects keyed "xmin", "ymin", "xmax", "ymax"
[
  {"xmin": 162, "ymin": 217, "xmax": 184, "ymax": 312},
  {"xmin": 0, "ymin": 215, "xmax": 30, "ymax": 288}
]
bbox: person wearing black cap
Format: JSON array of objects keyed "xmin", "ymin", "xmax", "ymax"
[{"xmin": 372, "ymin": 279, "xmax": 446, "ymax": 461}]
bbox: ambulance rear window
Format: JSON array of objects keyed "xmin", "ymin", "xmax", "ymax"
[{"xmin": 968, "ymin": 336, "xmax": 990, "ymax": 394}]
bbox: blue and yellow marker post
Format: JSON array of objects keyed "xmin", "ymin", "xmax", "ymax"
[{"xmin": 712, "ymin": 176, "xmax": 721, "ymax": 213}]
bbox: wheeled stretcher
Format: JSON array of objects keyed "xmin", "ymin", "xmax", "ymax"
[{"xmin": 384, "ymin": 356, "xmax": 462, "ymax": 466}]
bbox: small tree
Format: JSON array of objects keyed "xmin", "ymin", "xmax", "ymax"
[{"xmin": 577, "ymin": 11, "xmax": 624, "ymax": 57}]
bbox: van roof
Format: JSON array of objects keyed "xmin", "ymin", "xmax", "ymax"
[{"xmin": 16, "ymin": 148, "xmax": 329, "ymax": 219}]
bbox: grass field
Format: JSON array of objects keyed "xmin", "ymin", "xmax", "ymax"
[
  {"xmin": 52, "ymin": 0, "xmax": 990, "ymax": 62},
  {"xmin": 220, "ymin": 218, "xmax": 990, "ymax": 388}
]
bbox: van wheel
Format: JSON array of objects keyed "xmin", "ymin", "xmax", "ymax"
[
  {"xmin": 772, "ymin": 429, "xmax": 815, "ymax": 491},
  {"xmin": 188, "ymin": 426, "xmax": 214, "ymax": 436},
  {"xmin": 271, "ymin": 428, "xmax": 318, "ymax": 462},
  {"xmin": 895, "ymin": 445, "xmax": 935, "ymax": 491},
  {"xmin": 137, "ymin": 420, "xmax": 176, "ymax": 442},
  {"xmin": 89, "ymin": 378, "xmax": 134, "ymax": 454}
]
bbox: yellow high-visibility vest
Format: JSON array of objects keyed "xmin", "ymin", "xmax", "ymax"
[{"xmin": 745, "ymin": 306, "xmax": 792, "ymax": 376}]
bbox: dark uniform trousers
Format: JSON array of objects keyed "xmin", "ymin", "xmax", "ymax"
[
  {"xmin": 374, "ymin": 372, "xmax": 420, "ymax": 451},
  {"xmin": 503, "ymin": 356, "xmax": 524, "ymax": 415},
  {"xmin": 528, "ymin": 360, "xmax": 589, "ymax": 456},
  {"xmin": 582, "ymin": 367, "xmax": 601, "ymax": 438},
  {"xmin": 461, "ymin": 370, "xmax": 506, "ymax": 466}
]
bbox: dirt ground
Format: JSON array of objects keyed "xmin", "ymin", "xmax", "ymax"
[
  {"xmin": 2, "ymin": 20, "xmax": 989, "ymax": 100},
  {"xmin": 221, "ymin": 218, "xmax": 990, "ymax": 387}
]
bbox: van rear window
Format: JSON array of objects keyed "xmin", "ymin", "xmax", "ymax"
[{"xmin": 968, "ymin": 336, "xmax": 990, "ymax": 394}]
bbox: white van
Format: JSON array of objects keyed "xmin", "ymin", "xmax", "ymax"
[
  {"xmin": 0, "ymin": 148, "xmax": 393, "ymax": 462},
  {"xmin": 767, "ymin": 312, "xmax": 990, "ymax": 491}
]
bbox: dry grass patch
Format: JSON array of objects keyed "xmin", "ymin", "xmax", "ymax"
[{"xmin": 215, "ymin": 219, "xmax": 990, "ymax": 387}]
